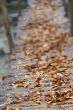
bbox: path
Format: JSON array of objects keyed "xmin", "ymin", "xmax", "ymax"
[{"xmin": 1, "ymin": 0, "xmax": 73, "ymax": 110}]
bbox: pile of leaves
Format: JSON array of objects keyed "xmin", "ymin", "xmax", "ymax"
[{"xmin": 2, "ymin": 0, "xmax": 73, "ymax": 110}]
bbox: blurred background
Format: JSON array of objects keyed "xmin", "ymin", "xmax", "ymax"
[
  {"xmin": 1, "ymin": 0, "xmax": 73, "ymax": 54},
  {"xmin": 0, "ymin": 0, "xmax": 29, "ymax": 77}
]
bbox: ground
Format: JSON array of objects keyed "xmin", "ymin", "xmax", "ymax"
[{"xmin": 0, "ymin": 0, "xmax": 73, "ymax": 110}]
